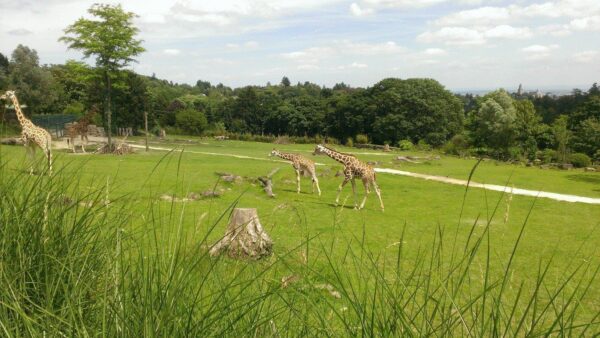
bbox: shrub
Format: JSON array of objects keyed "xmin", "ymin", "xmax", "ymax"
[
  {"xmin": 398, "ymin": 139, "xmax": 413, "ymax": 151},
  {"xmin": 346, "ymin": 137, "xmax": 354, "ymax": 147},
  {"xmin": 355, "ymin": 134, "xmax": 369, "ymax": 144},
  {"xmin": 569, "ymin": 153, "xmax": 591, "ymax": 168},
  {"xmin": 540, "ymin": 149, "xmax": 557, "ymax": 164},
  {"xmin": 63, "ymin": 101, "xmax": 86, "ymax": 117},
  {"xmin": 175, "ymin": 108, "xmax": 208, "ymax": 135},
  {"xmin": 417, "ymin": 139, "xmax": 431, "ymax": 151},
  {"xmin": 443, "ymin": 134, "xmax": 470, "ymax": 156},
  {"xmin": 507, "ymin": 146, "xmax": 523, "ymax": 161}
]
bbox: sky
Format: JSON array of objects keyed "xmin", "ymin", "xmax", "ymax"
[{"xmin": 1, "ymin": 0, "xmax": 599, "ymax": 91}]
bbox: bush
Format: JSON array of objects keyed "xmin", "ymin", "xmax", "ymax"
[
  {"xmin": 346, "ymin": 137, "xmax": 354, "ymax": 147},
  {"xmin": 398, "ymin": 139, "xmax": 413, "ymax": 151},
  {"xmin": 540, "ymin": 149, "xmax": 557, "ymax": 164},
  {"xmin": 63, "ymin": 101, "xmax": 86, "ymax": 117},
  {"xmin": 569, "ymin": 153, "xmax": 591, "ymax": 168},
  {"xmin": 355, "ymin": 134, "xmax": 369, "ymax": 144},
  {"xmin": 175, "ymin": 108, "xmax": 208, "ymax": 135},
  {"xmin": 443, "ymin": 134, "xmax": 470, "ymax": 156},
  {"xmin": 417, "ymin": 139, "xmax": 431, "ymax": 151}
]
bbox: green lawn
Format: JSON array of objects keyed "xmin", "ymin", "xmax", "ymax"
[{"xmin": 1, "ymin": 138, "xmax": 599, "ymax": 335}]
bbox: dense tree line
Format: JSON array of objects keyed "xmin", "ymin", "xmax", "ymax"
[{"xmin": 0, "ymin": 43, "xmax": 598, "ymax": 164}]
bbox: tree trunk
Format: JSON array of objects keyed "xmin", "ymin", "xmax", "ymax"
[
  {"xmin": 144, "ymin": 111, "xmax": 149, "ymax": 152},
  {"xmin": 209, "ymin": 208, "xmax": 273, "ymax": 259},
  {"xmin": 104, "ymin": 69, "xmax": 113, "ymax": 149}
]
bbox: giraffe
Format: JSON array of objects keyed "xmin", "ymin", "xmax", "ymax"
[
  {"xmin": 1, "ymin": 90, "xmax": 53, "ymax": 175},
  {"xmin": 312, "ymin": 144, "xmax": 383, "ymax": 211},
  {"xmin": 66, "ymin": 106, "xmax": 97, "ymax": 153},
  {"xmin": 270, "ymin": 148, "xmax": 321, "ymax": 196}
]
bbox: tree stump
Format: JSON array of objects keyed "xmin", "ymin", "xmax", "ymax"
[{"xmin": 209, "ymin": 208, "xmax": 273, "ymax": 259}]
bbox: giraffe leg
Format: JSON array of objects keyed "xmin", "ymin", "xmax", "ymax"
[
  {"xmin": 46, "ymin": 146, "xmax": 53, "ymax": 176},
  {"xmin": 295, "ymin": 169, "xmax": 301, "ymax": 194},
  {"xmin": 359, "ymin": 178, "xmax": 371, "ymax": 209},
  {"xmin": 373, "ymin": 180, "xmax": 384, "ymax": 211},
  {"xmin": 81, "ymin": 135, "xmax": 87, "ymax": 153},
  {"xmin": 351, "ymin": 179, "xmax": 359, "ymax": 209},
  {"xmin": 25, "ymin": 143, "xmax": 35, "ymax": 175},
  {"xmin": 335, "ymin": 178, "xmax": 349, "ymax": 206},
  {"xmin": 312, "ymin": 172, "xmax": 321, "ymax": 196}
]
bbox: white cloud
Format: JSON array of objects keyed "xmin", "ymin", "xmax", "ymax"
[
  {"xmin": 163, "ymin": 49, "xmax": 181, "ymax": 55},
  {"xmin": 350, "ymin": 3, "xmax": 374, "ymax": 16},
  {"xmin": 521, "ymin": 44, "xmax": 559, "ymax": 60},
  {"xmin": 297, "ymin": 64, "xmax": 320, "ymax": 70},
  {"xmin": 573, "ymin": 50, "xmax": 599, "ymax": 63},
  {"xmin": 484, "ymin": 25, "xmax": 532, "ymax": 39},
  {"xmin": 350, "ymin": 62, "xmax": 368, "ymax": 68},
  {"xmin": 417, "ymin": 27, "xmax": 486, "ymax": 45},
  {"xmin": 419, "ymin": 24, "xmax": 532, "ymax": 45},
  {"xmin": 569, "ymin": 16, "xmax": 600, "ymax": 31},
  {"xmin": 423, "ymin": 48, "xmax": 447, "ymax": 56},
  {"xmin": 434, "ymin": 6, "xmax": 510, "ymax": 26},
  {"xmin": 280, "ymin": 40, "xmax": 403, "ymax": 65}
]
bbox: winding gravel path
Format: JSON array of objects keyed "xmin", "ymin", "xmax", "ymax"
[{"xmin": 128, "ymin": 144, "xmax": 600, "ymax": 205}]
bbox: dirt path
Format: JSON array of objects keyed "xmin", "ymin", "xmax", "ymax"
[{"xmin": 129, "ymin": 144, "xmax": 600, "ymax": 205}]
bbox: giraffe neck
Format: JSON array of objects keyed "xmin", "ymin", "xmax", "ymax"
[
  {"xmin": 322, "ymin": 148, "xmax": 351, "ymax": 166},
  {"xmin": 10, "ymin": 95, "xmax": 32, "ymax": 128},
  {"xmin": 276, "ymin": 151, "xmax": 295, "ymax": 161}
]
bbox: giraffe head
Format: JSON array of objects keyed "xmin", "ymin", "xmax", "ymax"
[
  {"xmin": 312, "ymin": 144, "xmax": 328, "ymax": 156},
  {"xmin": 1, "ymin": 90, "xmax": 16, "ymax": 101},
  {"xmin": 269, "ymin": 148, "xmax": 280, "ymax": 157}
]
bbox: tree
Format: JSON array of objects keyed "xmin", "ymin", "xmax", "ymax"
[
  {"xmin": 60, "ymin": 3, "xmax": 145, "ymax": 148},
  {"xmin": 514, "ymin": 99, "xmax": 542, "ymax": 159},
  {"xmin": 0, "ymin": 52, "xmax": 8, "ymax": 91},
  {"xmin": 8, "ymin": 45, "xmax": 60, "ymax": 114},
  {"xmin": 471, "ymin": 89, "xmax": 517, "ymax": 155},
  {"xmin": 370, "ymin": 78, "xmax": 463, "ymax": 146},
  {"xmin": 572, "ymin": 118, "xmax": 600, "ymax": 157},
  {"xmin": 176, "ymin": 108, "xmax": 208, "ymax": 135},
  {"xmin": 552, "ymin": 115, "xmax": 571, "ymax": 164},
  {"xmin": 280, "ymin": 76, "xmax": 291, "ymax": 87}
]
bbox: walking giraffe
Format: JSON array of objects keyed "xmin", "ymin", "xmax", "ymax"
[
  {"xmin": 313, "ymin": 144, "xmax": 383, "ymax": 211},
  {"xmin": 66, "ymin": 106, "xmax": 97, "ymax": 153},
  {"xmin": 270, "ymin": 149, "xmax": 321, "ymax": 196},
  {"xmin": 1, "ymin": 91, "xmax": 53, "ymax": 175}
]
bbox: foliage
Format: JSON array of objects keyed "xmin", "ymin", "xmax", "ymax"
[
  {"xmin": 175, "ymin": 108, "xmax": 208, "ymax": 135},
  {"xmin": 572, "ymin": 117, "xmax": 600, "ymax": 157},
  {"xmin": 540, "ymin": 148, "xmax": 557, "ymax": 164},
  {"xmin": 443, "ymin": 134, "xmax": 470, "ymax": 156},
  {"xmin": 471, "ymin": 89, "xmax": 517, "ymax": 155},
  {"xmin": 8, "ymin": 45, "xmax": 60, "ymax": 114},
  {"xmin": 569, "ymin": 153, "xmax": 592, "ymax": 168},
  {"xmin": 370, "ymin": 78, "xmax": 463, "ymax": 146},
  {"xmin": 60, "ymin": 3, "xmax": 145, "ymax": 147},
  {"xmin": 552, "ymin": 115, "xmax": 571, "ymax": 164},
  {"xmin": 398, "ymin": 139, "xmax": 413, "ymax": 150},
  {"xmin": 355, "ymin": 134, "xmax": 369, "ymax": 144},
  {"xmin": 345, "ymin": 137, "xmax": 354, "ymax": 147}
]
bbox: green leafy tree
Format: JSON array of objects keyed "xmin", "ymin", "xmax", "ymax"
[
  {"xmin": 280, "ymin": 76, "xmax": 291, "ymax": 87},
  {"xmin": 8, "ymin": 45, "xmax": 60, "ymax": 114},
  {"xmin": 60, "ymin": 3, "xmax": 145, "ymax": 148},
  {"xmin": 0, "ymin": 52, "xmax": 9, "ymax": 91},
  {"xmin": 370, "ymin": 78, "xmax": 463, "ymax": 146},
  {"xmin": 176, "ymin": 108, "xmax": 208, "ymax": 135},
  {"xmin": 471, "ymin": 89, "xmax": 517, "ymax": 155},
  {"xmin": 552, "ymin": 115, "xmax": 571, "ymax": 164},
  {"xmin": 514, "ymin": 99, "xmax": 542, "ymax": 159},
  {"xmin": 572, "ymin": 118, "xmax": 600, "ymax": 157}
]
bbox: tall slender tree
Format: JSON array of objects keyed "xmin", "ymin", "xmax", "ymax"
[{"xmin": 60, "ymin": 4, "xmax": 144, "ymax": 148}]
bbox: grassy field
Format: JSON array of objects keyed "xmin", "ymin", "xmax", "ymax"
[{"xmin": 0, "ymin": 137, "xmax": 599, "ymax": 336}]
